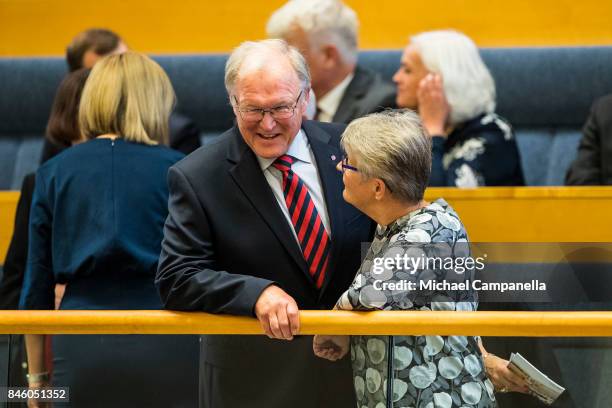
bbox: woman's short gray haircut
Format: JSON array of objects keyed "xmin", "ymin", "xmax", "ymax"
[
  {"xmin": 224, "ymin": 39, "xmax": 311, "ymax": 95},
  {"xmin": 266, "ymin": 0, "xmax": 359, "ymax": 65},
  {"xmin": 411, "ymin": 30, "xmax": 496, "ymax": 125},
  {"xmin": 341, "ymin": 109, "xmax": 432, "ymax": 204}
]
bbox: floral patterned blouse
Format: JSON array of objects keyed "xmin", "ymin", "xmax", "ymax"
[
  {"xmin": 429, "ymin": 113, "xmax": 524, "ymax": 187},
  {"xmin": 335, "ymin": 198, "xmax": 497, "ymax": 408}
]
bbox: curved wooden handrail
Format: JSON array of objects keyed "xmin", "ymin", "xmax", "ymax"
[{"xmin": 2, "ymin": 310, "xmax": 612, "ymax": 336}]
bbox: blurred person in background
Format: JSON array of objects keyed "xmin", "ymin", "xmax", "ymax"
[
  {"xmin": 393, "ymin": 30, "xmax": 524, "ymax": 187},
  {"xmin": 19, "ymin": 52, "xmax": 198, "ymax": 408},
  {"xmin": 566, "ymin": 94, "xmax": 612, "ymax": 185},
  {"xmin": 65, "ymin": 28, "xmax": 127, "ymax": 72},
  {"xmin": 0, "ymin": 69, "xmax": 90, "ymax": 403},
  {"xmin": 41, "ymin": 28, "xmax": 200, "ymax": 162},
  {"xmin": 267, "ymin": 0, "xmax": 396, "ymax": 124},
  {"xmin": 0, "ymin": 68, "xmax": 90, "ymax": 311}
]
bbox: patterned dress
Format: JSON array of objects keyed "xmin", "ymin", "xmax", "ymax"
[
  {"xmin": 336, "ymin": 198, "xmax": 497, "ymax": 408},
  {"xmin": 429, "ymin": 113, "xmax": 524, "ymax": 187}
]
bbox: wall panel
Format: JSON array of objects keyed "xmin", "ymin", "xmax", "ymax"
[{"xmin": 1, "ymin": 0, "xmax": 611, "ymax": 57}]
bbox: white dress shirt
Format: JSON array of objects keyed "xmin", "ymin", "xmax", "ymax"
[
  {"xmin": 256, "ymin": 129, "xmax": 332, "ymax": 247},
  {"xmin": 316, "ymin": 73, "xmax": 354, "ymax": 123}
]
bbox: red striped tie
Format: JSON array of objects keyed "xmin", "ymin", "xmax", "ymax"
[{"xmin": 272, "ymin": 155, "xmax": 330, "ymax": 288}]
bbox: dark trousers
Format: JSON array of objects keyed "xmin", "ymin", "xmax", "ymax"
[
  {"xmin": 52, "ymin": 334, "xmax": 199, "ymax": 408},
  {"xmin": 200, "ymin": 335, "xmax": 356, "ymax": 408}
]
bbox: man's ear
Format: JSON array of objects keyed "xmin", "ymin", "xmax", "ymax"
[
  {"xmin": 300, "ymin": 87, "xmax": 314, "ymax": 119},
  {"xmin": 303, "ymin": 87, "xmax": 311, "ymax": 105},
  {"xmin": 82, "ymin": 50, "xmax": 101, "ymax": 69},
  {"xmin": 229, "ymin": 94, "xmax": 238, "ymax": 112},
  {"xmin": 321, "ymin": 44, "xmax": 340, "ymax": 69}
]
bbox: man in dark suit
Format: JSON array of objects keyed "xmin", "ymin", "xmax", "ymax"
[
  {"xmin": 566, "ymin": 94, "xmax": 612, "ymax": 185},
  {"xmin": 156, "ymin": 39, "xmax": 372, "ymax": 408},
  {"xmin": 266, "ymin": 0, "xmax": 396, "ymax": 124}
]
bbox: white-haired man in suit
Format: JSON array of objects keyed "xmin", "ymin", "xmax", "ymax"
[
  {"xmin": 156, "ymin": 39, "xmax": 373, "ymax": 408},
  {"xmin": 267, "ymin": 0, "xmax": 396, "ymax": 124}
]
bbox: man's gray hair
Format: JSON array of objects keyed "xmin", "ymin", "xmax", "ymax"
[
  {"xmin": 341, "ymin": 109, "xmax": 431, "ymax": 204},
  {"xmin": 224, "ymin": 39, "xmax": 310, "ymax": 95},
  {"xmin": 411, "ymin": 30, "xmax": 496, "ymax": 125},
  {"xmin": 266, "ymin": 0, "xmax": 359, "ymax": 65}
]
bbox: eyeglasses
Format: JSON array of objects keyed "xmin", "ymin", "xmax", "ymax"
[
  {"xmin": 341, "ymin": 154, "xmax": 394, "ymax": 193},
  {"xmin": 233, "ymin": 90, "xmax": 303, "ymax": 122},
  {"xmin": 340, "ymin": 154, "xmax": 359, "ymax": 173}
]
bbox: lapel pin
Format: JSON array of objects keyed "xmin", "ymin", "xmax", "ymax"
[{"xmin": 331, "ymin": 154, "xmax": 336, "ymax": 161}]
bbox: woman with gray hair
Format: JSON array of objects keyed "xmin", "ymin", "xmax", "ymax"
[
  {"xmin": 313, "ymin": 110, "xmax": 502, "ymax": 407},
  {"xmin": 393, "ymin": 30, "xmax": 524, "ymax": 187}
]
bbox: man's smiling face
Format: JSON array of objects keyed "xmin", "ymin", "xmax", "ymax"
[{"xmin": 232, "ymin": 60, "xmax": 307, "ymax": 159}]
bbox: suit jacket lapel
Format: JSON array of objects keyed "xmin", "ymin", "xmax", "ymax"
[
  {"xmin": 302, "ymin": 121, "xmax": 346, "ymax": 296},
  {"xmin": 227, "ymin": 127, "xmax": 309, "ymax": 277},
  {"xmin": 332, "ymin": 67, "xmax": 371, "ymax": 124}
]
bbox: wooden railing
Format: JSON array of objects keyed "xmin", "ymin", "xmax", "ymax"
[
  {"xmin": 0, "ymin": 191, "xmax": 19, "ymax": 264},
  {"xmin": 1, "ymin": 310, "xmax": 612, "ymax": 337},
  {"xmin": 423, "ymin": 186, "xmax": 612, "ymax": 242}
]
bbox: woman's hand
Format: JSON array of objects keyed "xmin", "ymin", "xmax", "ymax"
[
  {"xmin": 313, "ymin": 335, "xmax": 350, "ymax": 361},
  {"xmin": 482, "ymin": 351, "xmax": 530, "ymax": 394},
  {"xmin": 417, "ymin": 73, "xmax": 450, "ymax": 137}
]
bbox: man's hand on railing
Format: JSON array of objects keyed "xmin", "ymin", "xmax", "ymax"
[
  {"xmin": 313, "ymin": 335, "xmax": 349, "ymax": 361},
  {"xmin": 254, "ymin": 285, "xmax": 300, "ymax": 340}
]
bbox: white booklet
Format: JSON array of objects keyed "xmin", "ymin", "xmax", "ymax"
[{"xmin": 507, "ymin": 352, "xmax": 566, "ymax": 405}]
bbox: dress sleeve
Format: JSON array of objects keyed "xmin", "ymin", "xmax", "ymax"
[
  {"xmin": 444, "ymin": 130, "xmax": 522, "ymax": 187},
  {"xmin": 335, "ymin": 235, "xmax": 431, "ymax": 312},
  {"xmin": 335, "ymin": 210, "xmax": 474, "ymax": 312},
  {"xmin": 18, "ymin": 175, "xmax": 55, "ymax": 310}
]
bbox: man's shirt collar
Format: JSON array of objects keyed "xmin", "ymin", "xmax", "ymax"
[
  {"xmin": 257, "ymin": 129, "xmax": 311, "ymax": 171},
  {"xmin": 317, "ymin": 72, "xmax": 354, "ymax": 120}
]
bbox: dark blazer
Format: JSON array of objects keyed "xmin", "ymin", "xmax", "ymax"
[
  {"xmin": 332, "ymin": 65, "xmax": 397, "ymax": 124},
  {"xmin": 0, "ymin": 173, "xmax": 35, "ymax": 309},
  {"xmin": 20, "ymin": 139, "xmax": 185, "ymax": 310},
  {"xmin": 156, "ymin": 121, "xmax": 373, "ymax": 408},
  {"xmin": 566, "ymin": 94, "xmax": 612, "ymax": 185},
  {"xmin": 168, "ymin": 112, "xmax": 202, "ymax": 155}
]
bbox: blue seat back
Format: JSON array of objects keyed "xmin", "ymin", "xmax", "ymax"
[{"xmin": 2, "ymin": 47, "xmax": 612, "ymax": 188}]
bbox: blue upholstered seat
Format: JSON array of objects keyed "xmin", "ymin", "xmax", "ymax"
[{"xmin": 1, "ymin": 47, "xmax": 612, "ymax": 189}]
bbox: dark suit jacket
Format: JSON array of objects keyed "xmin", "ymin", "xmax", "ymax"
[
  {"xmin": 156, "ymin": 121, "xmax": 373, "ymax": 408},
  {"xmin": 332, "ymin": 65, "xmax": 397, "ymax": 124},
  {"xmin": 566, "ymin": 94, "xmax": 612, "ymax": 185},
  {"xmin": 168, "ymin": 112, "xmax": 202, "ymax": 155}
]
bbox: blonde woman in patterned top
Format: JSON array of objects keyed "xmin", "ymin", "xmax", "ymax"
[{"xmin": 312, "ymin": 110, "xmax": 504, "ymax": 407}]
